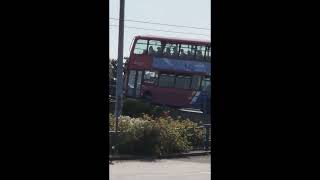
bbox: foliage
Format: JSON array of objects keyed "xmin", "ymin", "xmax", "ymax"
[{"xmin": 109, "ymin": 114, "xmax": 205, "ymax": 155}]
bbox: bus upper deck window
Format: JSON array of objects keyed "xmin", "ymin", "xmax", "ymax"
[
  {"xmin": 172, "ymin": 47, "xmax": 179, "ymax": 57},
  {"xmin": 196, "ymin": 50, "xmax": 203, "ymax": 60},
  {"xmin": 155, "ymin": 47, "xmax": 163, "ymax": 56},
  {"xmin": 205, "ymin": 46, "xmax": 211, "ymax": 62},
  {"xmin": 148, "ymin": 40, "xmax": 162, "ymax": 56},
  {"xmin": 180, "ymin": 44, "xmax": 190, "ymax": 59},
  {"xmin": 187, "ymin": 50, "xmax": 193, "ymax": 59},
  {"xmin": 179, "ymin": 44, "xmax": 196, "ymax": 60},
  {"xmin": 134, "ymin": 39, "xmax": 148, "ymax": 55},
  {"xmin": 180, "ymin": 49, "xmax": 187, "ymax": 58},
  {"xmin": 196, "ymin": 45, "xmax": 206, "ymax": 61},
  {"xmin": 164, "ymin": 43, "xmax": 179, "ymax": 58},
  {"xmin": 164, "ymin": 47, "xmax": 171, "ymax": 57},
  {"xmin": 148, "ymin": 46, "xmax": 155, "ymax": 55}
]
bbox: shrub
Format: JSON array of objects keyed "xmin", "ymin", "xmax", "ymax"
[
  {"xmin": 116, "ymin": 116, "xmax": 160, "ymax": 155},
  {"xmin": 156, "ymin": 116, "xmax": 190, "ymax": 154},
  {"xmin": 109, "ymin": 114, "xmax": 205, "ymax": 155}
]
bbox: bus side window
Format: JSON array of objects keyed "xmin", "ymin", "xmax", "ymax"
[
  {"xmin": 191, "ymin": 75, "xmax": 201, "ymax": 90},
  {"xmin": 189, "ymin": 45, "xmax": 197, "ymax": 60},
  {"xmin": 144, "ymin": 71, "xmax": 158, "ymax": 85},
  {"xmin": 175, "ymin": 75, "xmax": 191, "ymax": 89},
  {"xmin": 205, "ymin": 46, "xmax": 211, "ymax": 62},
  {"xmin": 159, "ymin": 74, "xmax": 175, "ymax": 88},
  {"xmin": 201, "ymin": 77, "xmax": 211, "ymax": 91},
  {"xmin": 133, "ymin": 39, "xmax": 148, "ymax": 55},
  {"xmin": 196, "ymin": 45, "xmax": 205, "ymax": 61},
  {"xmin": 148, "ymin": 40, "xmax": 162, "ymax": 56},
  {"xmin": 172, "ymin": 45, "xmax": 179, "ymax": 57},
  {"xmin": 164, "ymin": 43, "xmax": 178, "ymax": 58},
  {"xmin": 127, "ymin": 70, "xmax": 137, "ymax": 96},
  {"xmin": 164, "ymin": 47, "xmax": 171, "ymax": 57},
  {"xmin": 155, "ymin": 47, "xmax": 163, "ymax": 56},
  {"xmin": 180, "ymin": 44, "xmax": 189, "ymax": 59},
  {"xmin": 148, "ymin": 46, "xmax": 155, "ymax": 55}
]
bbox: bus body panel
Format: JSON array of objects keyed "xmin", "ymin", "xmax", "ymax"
[
  {"xmin": 141, "ymin": 85, "xmax": 194, "ymax": 107},
  {"xmin": 127, "ymin": 54, "xmax": 153, "ymax": 70},
  {"xmin": 152, "ymin": 57, "xmax": 211, "ymax": 74},
  {"xmin": 141, "ymin": 84, "xmax": 210, "ymax": 111}
]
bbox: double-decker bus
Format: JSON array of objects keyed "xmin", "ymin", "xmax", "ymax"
[{"xmin": 124, "ymin": 35, "xmax": 211, "ymax": 111}]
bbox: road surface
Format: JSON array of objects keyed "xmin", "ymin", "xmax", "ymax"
[{"xmin": 109, "ymin": 155, "xmax": 211, "ymax": 180}]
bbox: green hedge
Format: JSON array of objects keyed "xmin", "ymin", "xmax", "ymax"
[{"xmin": 109, "ymin": 114, "xmax": 204, "ymax": 155}]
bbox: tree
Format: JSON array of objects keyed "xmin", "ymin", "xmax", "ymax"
[
  {"xmin": 109, "ymin": 58, "xmax": 126, "ymax": 85},
  {"xmin": 109, "ymin": 59, "xmax": 114, "ymax": 82},
  {"xmin": 110, "ymin": 59, "xmax": 117, "ymax": 82}
]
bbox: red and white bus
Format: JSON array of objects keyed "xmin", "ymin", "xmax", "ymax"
[{"xmin": 124, "ymin": 35, "xmax": 211, "ymax": 110}]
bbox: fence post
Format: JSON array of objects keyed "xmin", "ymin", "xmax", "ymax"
[
  {"xmin": 201, "ymin": 92, "xmax": 209, "ymax": 123},
  {"xmin": 109, "ymin": 131, "xmax": 113, "ymax": 156},
  {"xmin": 109, "ymin": 130, "xmax": 118, "ymax": 156},
  {"xmin": 204, "ymin": 124, "xmax": 210, "ymax": 151}
]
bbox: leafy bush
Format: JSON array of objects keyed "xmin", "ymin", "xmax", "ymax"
[
  {"xmin": 109, "ymin": 114, "xmax": 204, "ymax": 155},
  {"xmin": 156, "ymin": 116, "xmax": 190, "ymax": 154},
  {"xmin": 109, "ymin": 114, "xmax": 160, "ymax": 155}
]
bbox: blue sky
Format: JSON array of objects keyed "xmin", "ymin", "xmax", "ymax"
[{"xmin": 109, "ymin": 0, "xmax": 211, "ymax": 59}]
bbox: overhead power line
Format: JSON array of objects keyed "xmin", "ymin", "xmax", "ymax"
[
  {"xmin": 109, "ymin": 24, "xmax": 210, "ymax": 37},
  {"xmin": 109, "ymin": 17, "xmax": 210, "ymax": 31}
]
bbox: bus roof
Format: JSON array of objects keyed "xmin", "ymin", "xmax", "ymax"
[{"xmin": 134, "ymin": 35, "xmax": 210, "ymax": 45}]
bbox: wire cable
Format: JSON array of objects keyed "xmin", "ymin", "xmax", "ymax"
[
  {"xmin": 109, "ymin": 25, "xmax": 210, "ymax": 37},
  {"xmin": 109, "ymin": 17, "xmax": 210, "ymax": 31}
]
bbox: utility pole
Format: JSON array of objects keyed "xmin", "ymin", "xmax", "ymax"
[{"xmin": 114, "ymin": 0, "xmax": 125, "ymax": 145}]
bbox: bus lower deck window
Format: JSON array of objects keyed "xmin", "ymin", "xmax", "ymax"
[
  {"xmin": 144, "ymin": 71, "xmax": 158, "ymax": 84},
  {"xmin": 159, "ymin": 74, "xmax": 175, "ymax": 88}
]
